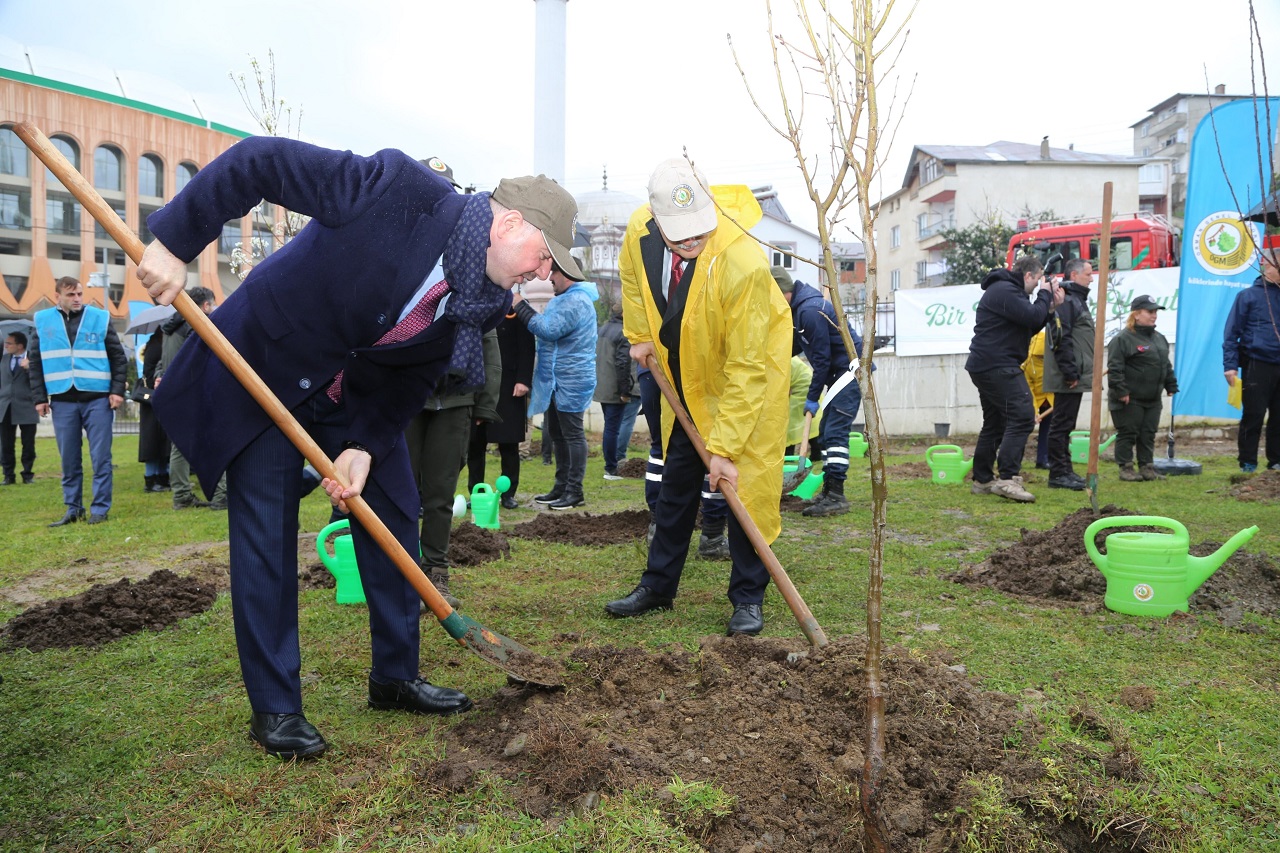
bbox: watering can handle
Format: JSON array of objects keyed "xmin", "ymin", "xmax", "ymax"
[
  {"xmin": 925, "ymin": 444, "xmax": 961, "ymax": 464},
  {"xmin": 317, "ymin": 519, "xmax": 351, "ymax": 568},
  {"xmin": 1083, "ymin": 516, "xmax": 1189, "ymax": 564}
]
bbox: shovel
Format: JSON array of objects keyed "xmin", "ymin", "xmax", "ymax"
[
  {"xmin": 15, "ymin": 121, "xmax": 563, "ymax": 687},
  {"xmin": 646, "ymin": 355, "xmax": 828, "ymax": 648},
  {"xmin": 780, "ymin": 411, "xmax": 814, "ymax": 492}
]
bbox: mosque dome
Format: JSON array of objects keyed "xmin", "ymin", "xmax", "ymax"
[{"xmin": 574, "ymin": 169, "xmax": 644, "ymax": 229}]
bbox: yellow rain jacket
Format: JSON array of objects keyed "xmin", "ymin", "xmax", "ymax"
[
  {"xmin": 787, "ymin": 356, "xmax": 816, "ymax": 446},
  {"xmin": 620, "ymin": 185, "xmax": 792, "ymax": 542},
  {"xmin": 1021, "ymin": 330, "xmax": 1054, "ymax": 412}
]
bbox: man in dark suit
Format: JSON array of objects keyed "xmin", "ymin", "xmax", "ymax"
[
  {"xmin": 139, "ymin": 137, "xmax": 582, "ymax": 759},
  {"xmin": 0, "ymin": 331, "xmax": 38, "ymax": 485}
]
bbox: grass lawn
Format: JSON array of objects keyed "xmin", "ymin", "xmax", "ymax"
[{"xmin": 1, "ymin": 432, "xmax": 1278, "ymax": 851}]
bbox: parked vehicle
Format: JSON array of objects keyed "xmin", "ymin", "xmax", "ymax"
[{"xmin": 1007, "ymin": 214, "xmax": 1180, "ymax": 275}]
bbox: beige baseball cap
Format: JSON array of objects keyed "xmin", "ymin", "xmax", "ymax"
[
  {"xmin": 647, "ymin": 158, "xmax": 718, "ymax": 242},
  {"xmin": 492, "ymin": 175, "xmax": 584, "ymax": 281}
]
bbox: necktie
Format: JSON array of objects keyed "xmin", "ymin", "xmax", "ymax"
[
  {"xmin": 668, "ymin": 253, "xmax": 684, "ymax": 304},
  {"xmin": 327, "ymin": 279, "xmax": 451, "ymax": 403}
]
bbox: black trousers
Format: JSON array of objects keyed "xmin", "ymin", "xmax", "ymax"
[
  {"xmin": 1238, "ymin": 358, "xmax": 1280, "ymax": 468},
  {"xmin": 969, "ymin": 366, "xmax": 1035, "ymax": 483},
  {"xmin": 1112, "ymin": 399, "xmax": 1163, "ymax": 467},
  {"xmin": 404, "ymin": 406, "xmax": 472, "ymax": 569},
  {"xmin": 640, "ymin": 425, "xmax": 769, "ymax": 606},
  {"xmin": 1045, "ymin": 392, "xmax": 1083, "ymax": 478},
  {"xmin": 467, "ymin": 422, "xmax": 522, "ymax": 495},
  {"xmin": 0, "ymin": 411, "xmax": 35, "ymax": 478}
]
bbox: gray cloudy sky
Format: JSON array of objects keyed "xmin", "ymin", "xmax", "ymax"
[{"xmin": 2, "ymin": 0, "xmax": 1275, "ymax": 238}]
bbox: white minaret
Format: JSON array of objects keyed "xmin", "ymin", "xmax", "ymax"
[{"xmin": 533, "ymin": 0, "xmax": 567, "ymax": 183}]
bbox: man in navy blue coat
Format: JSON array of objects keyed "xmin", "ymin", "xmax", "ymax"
[{"xmin": 139, "ymin": 137, "xmax": 582, "ymax": 759}]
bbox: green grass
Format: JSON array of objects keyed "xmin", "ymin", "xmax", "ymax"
[{"xmin": 1, "ymin": 433, "xmax": 1279, "ymax": 850}]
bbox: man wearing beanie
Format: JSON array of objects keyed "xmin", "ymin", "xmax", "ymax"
[
  {"xmin": 605, "ymin": 157, "xmax": 791, "ymax": 637},
  {"xmin": 138, "ymin": 137, "xmax": 580, "ymax": 759},
  {"xmin": 773, "ymin": 266, "xmax": 866, "ymax": 516}
]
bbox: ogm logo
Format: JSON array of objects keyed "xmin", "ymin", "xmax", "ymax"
[
  {"xmin": 1133, "ymin": 583, "xmax": 1155, "ymax": 602},
  {"xmin": 1191, "ymin": 211, "xmax": 1261, "ymax": 275}
]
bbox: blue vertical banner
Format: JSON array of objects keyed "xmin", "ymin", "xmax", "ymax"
[{"xmin": 1174, "ymin": 97, "xmax": 1279, "ymax": 419}]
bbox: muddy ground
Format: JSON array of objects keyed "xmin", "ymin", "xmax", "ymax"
[
  {"xmin": 952, "ymin": 506, "xmax": 1280, "ymax": 627},
  {"xmin": 1229, "ymin": 468, "xmax": 1280, "ymax": 502},
  {"xmin": 426, "ymin": 634, "xmax": 1153, "ymax": 852},
  {"xmin": 507, "ymin": 509, "xmax": 651, "ymax": 546},
  {"xmin": 617, "ymin": 457, "xmax": 647, "ymax": 479}
]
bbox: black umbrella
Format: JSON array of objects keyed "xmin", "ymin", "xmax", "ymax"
[
  {"xmin": 1244, "ymin": 195, "xmax": 1280, "ymax": 227},
  {"xmin": 0, "ymin": 318, "xmax": 35, "ymax": 338}
]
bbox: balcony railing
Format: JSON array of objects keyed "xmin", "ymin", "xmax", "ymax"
[{"xmin": 918, "ymin": 219, "xmax": 954, "ymax": 240}]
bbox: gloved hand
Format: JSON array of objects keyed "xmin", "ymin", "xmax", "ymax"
[{"xmin": 804, "ymin": 399, "xmax": 820, "ymax": 416}]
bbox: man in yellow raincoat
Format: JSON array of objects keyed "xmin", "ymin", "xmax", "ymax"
[{"xmin": 604, "ymin": 158, "xmax": 792, "ymax": 636}]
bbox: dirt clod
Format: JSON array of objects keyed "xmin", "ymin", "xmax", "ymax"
[
  {"xmin": 448, "ymin": 523, "xmax": 512, "ymax": 566},
  {"xmin": 507, "ymin": 510, "xmax": 650, "ymax": 546}
]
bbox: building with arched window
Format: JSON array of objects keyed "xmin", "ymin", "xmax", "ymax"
[{"xmin": 0, "ymin": 43, "xmax": 250, "ymax": 324}]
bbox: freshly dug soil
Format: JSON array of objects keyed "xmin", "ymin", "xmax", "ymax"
[
  {"xmin": 423, "ymin": 634, "xmax": 1153, "ymax": 852},
  {"xmin": 1, "ymin": 570, "xmax": 217, "ymax": 652},
  {"xmin": 507, "ymin": 510, "xmax": 651, "ymax": 546},
  {"xmin": 890, "ymin": 461, "xmax": 932, "ymax": 479},
  {"xmin": 448, "ymin": 523, "xmax": 512, "ymax": 566},
  {"xmin": 1229, "ymin": 468, "xmax": 1280, "ymax": 501},
  {"xmin": 952, "ymin": 506, "xmax": 1280, "ymax": 622},
  {"xmin": 616, "ymin": 457, "xmax": 647, "ymax": 479}
]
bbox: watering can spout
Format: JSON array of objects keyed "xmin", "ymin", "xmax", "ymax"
[{"xmin": 1186, "ymin": 525, "xmax": 1258, "ymax": 595}]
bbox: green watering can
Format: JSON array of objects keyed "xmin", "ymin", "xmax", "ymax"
[
  {"xmin": 1070, "ymin": 430, "xmax": 1117, "ymax": 464},
  {"xmin": 848, "ymin": 432, "xmax": 869, "ymax": 459},
  {"xmin": 317, "ymin": 519, "xmax": 368, "ymax": 605},
  {"xmin": 470, "ymin": 475, "xmax": 511, "ymax": 530},
  {"xmin": 925, "ymin": 444, "xmax": 973, "ymax": 484},
  {"xmin": 1084, "ymin": 516, "xmax": 1258, "ymax": 617}
]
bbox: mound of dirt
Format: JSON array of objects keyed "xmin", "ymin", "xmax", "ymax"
[
  {"xmin": 448, "ymin": 523, "xmax": 513, "ymax": 566},
  {"xmin": 616, "ymin": 457, "xmax": 647, "ymax": 479},
  {"xmin": 1, "ymin": 570, "xmax": 217, "ymax": 652},
  {"xmin": 506, "ymin": 510, "xmax": 650, "ymax": 546},
  {"xmin": 1229, "ymin": 469, "xmax": 1280, "ymax": 501},
  {"xmin": 423, "ymin": 635, "xmax": 1151, "ymax": 852},
  {"xmin": 780, "ymin": 494, "xmax": 809, "ymax": 513},
  {"xmin": 952, "ymin": 506, "xmax": 1280, "ymax": 621},
  {"xmin": 891, "ymin": 461, "xmax": 932, "ymax": 479}
]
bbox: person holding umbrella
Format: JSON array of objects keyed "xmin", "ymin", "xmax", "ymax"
[{"xmin": 0, "ymin": 329, "xmax": 38, "ymax": 485}]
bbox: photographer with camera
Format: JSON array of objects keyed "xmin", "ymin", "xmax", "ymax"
[{"xmin": 965, "ymin": 256, "xmax": 1064, "ymax": 503}]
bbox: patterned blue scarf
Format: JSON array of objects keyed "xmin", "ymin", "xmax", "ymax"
[{"xmin": 442, "ymin": 192, "xmax": 509, "ymax": 388}]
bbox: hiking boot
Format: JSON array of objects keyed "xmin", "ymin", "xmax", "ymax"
[
  {"xmin": 970, "ymin": 479, "xmax": 994, "ymax": 496},
  {"xmin": 991, "ymin": 478, "xmax": 1035, "ymax": 503},
  {"xmin": 173, "ymin": 493, "xmax": 210, "ymax": 510},
  {"xmin": 1048, "ymin": 474, "xmax": 1086, "ymax": 491},
  {"xmin": 802, "ymin": 489, "xmax": 850, "ymax": 517},
  {"xmin": 429, "ymin": 568, "xmax": 461, "ymax": 610},
  {"xmin": 1118, "ymin": 465, "xmax": 1143, "ymax": 482},
  {"xmin": 697, "ymin": 533, "xmax": 731, "ymax": 561},
  {"xmin": 1139, "ymin": 464, "xmax": 1166, "ymax": 481}
]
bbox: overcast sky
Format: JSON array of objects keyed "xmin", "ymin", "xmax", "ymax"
[{"xmin": 2, "ymin": 0, "xmax": 1275, "ymax": 238}]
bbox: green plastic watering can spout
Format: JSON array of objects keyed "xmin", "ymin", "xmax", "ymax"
[
  {"xmin": 1099, "ymin": 434, "xmax": 1117, "ymax": 451},
  {"xmin": 1186, "ymin": 525, "xmax": 1259, "ymax": 595}
]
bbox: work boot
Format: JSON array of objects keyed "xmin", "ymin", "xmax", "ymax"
[
  {"xmin": 173, "ymin": 493, "xmax": 210, "ymax": 510},
  {"xmin": 991, "ymin": 477, "xmax": 1035, "ymax": 503},
  {"xmin": 1, "ymin": 474, "xmax": 14, "ymax": 486},
  {"xmin": 1118, "ymin": 465, "xmax": 1143, "ymax": 482},
  {"xmin": 144, "ymin": 474, "xmax": 156, "ymax": 492},
  {"xmin": 21, "ymin": 472, "xmax": 34, "ymax": 484},
  {"xmin": 697, "ymin": 533, "xmax": 731, "ymax": 561},
  {"xmin": 803, "ymin": 484, "xmax": 850, "ymax": 517},
  {"xmin": 1139, "ymin": 464, "xmax": 1166, "ymax": 481},
  {"xmin": 428, "ymin": 568, "xmax": 461, "ymax": 610}
]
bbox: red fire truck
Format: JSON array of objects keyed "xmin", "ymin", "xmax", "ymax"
[{"xmin": 1006, "ymin": 214, "xmax": 1180, "ymax": 275}]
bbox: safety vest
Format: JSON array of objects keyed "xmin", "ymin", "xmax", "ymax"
[{"xmin": 34, "ymin": 306, "xmax": 111, "ymax": 394}]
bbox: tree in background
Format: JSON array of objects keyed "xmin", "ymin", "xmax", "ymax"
[{"xmin": 938, "ymin": 213, "xmax": 1014, "ymax": 285}]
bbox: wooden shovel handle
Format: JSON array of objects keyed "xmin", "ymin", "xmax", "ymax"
[
  {"xmin": 14, "ymin": 122, "xmax": 457, "ymax": 625},
  {"xmin": 645, "ymin": 355, "xmax": 827, "ymax": 648},
  {"xmin": 797, "ymin": 410, "xmax": 814, "ymax": 461}
]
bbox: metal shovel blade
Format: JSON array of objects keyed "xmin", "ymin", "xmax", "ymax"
[{"xmin": 439, "ymin": 611, "xmax": 564, "ymax": 687}]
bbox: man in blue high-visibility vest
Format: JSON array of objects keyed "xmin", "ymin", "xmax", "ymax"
[{"xmin": 28, "ymin": 276, "xmax": 128, "ymax": 525}]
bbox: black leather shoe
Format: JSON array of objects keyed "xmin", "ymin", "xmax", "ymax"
[
  {"xmin": 249, "ymin": 712, "xmax": 328, "ymax": 759},
  {"xmin": 1, "ymin": 476, "xmax": 14, "ymax": 486},
  {"xmin": 87, "ymin": 513, "xmax": 109, "ymax": 525},
  {"xmin": 49, "ymin": 509, "xmax": 86, "ymax": 527},
  {"xmin": 21, "ymin": 473, "xmax": 34, "ymax": 484},
  {"xmin": 727, "ymin": 603, "xmax": 764, "ymax": 636},
  {"xmin": 1048, "ymin": 475, "xmax": 1086, "ymax": 491},
  {"xmin": 533, "ymin": 489, "xmax": 563, "ymax": 505},
  {"xmin": 369, "ymin": 676, "xmax": 473, "ymax": 715},
  {"xmin": 604, "ymin": 585, "xmax": 674, "ymax": 617},
  {"xmin": 548, "ymin": 494, "xmax": 585, "ymax": 510},
  {"xmin": 500, "ymin": 495, "xmax": 519, "ymax": 510}
]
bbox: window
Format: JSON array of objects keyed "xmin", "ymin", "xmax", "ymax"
[
  {"xmin": 46, "ymin": 135, "xmax": 79, "ymax": 185},
  {"xmin": 1138, "ymin": 163, "xmax": 1165, "ymax": 182},
  {"xmin": 4, "ymin": 274, "xmax": 28, "ymax": 300},
  {"xmin": 0, "ymin": 126, "xmax": 28, "ymax": 177},
  {"xmin": 890, "ymin": 225, "xmax": 901, "ymax": 248},
  {"xmin": 139, "ymin": 205, "xmax": 160, "ymax": 243},
  {"xmin": 889, "ymin": 269, "xmax": 900, "ymax": 291},
  {"xmin": 0, "ymin": 189, "xmax": 31, "ymax": 229},
  {"xmin": 219, "ymin": 221, "xmax": 241, "ymax": 256},
  {"xmin": 770, "ymin": 242, "xmax": 796, "ymax": 269},
  {"xmin": 921, "ymin": 157, "xmax": 942, "ymax": 184},
  {"xmin": 1089, "ymin": 236, "xmax": 1137, "ymax": 271},
  {"xmin": 138, "ymin": 154, "xmax": 163, "ymax": 197},
  {"xmin": 1141, "ymin": 146, "xmax": 1151, "ymax": 157},
  {"xmin": 915, "ymin": 260, "xmax": 928, "ymax": 284},
  {"xmin": 1140, "ymin": 121, "xmax": 1150, "ymax": 137},
  {"xmin": 176, "ymin": 162, "xmax": 197, "ymax": 192},
  {"xmin": 916, "ymin": 213, "xmax": 929, "ymax": 237},
  {"xmin": 46, "ymin": 195, "xmax": 81, "ymax": 235},
  {"xmin": 253, "ymin": 224, "xmax": 275, "ymax": 258},
  {"xmin": 93, "ymin": 145, "xmax": 123, "ymax": 192}
]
